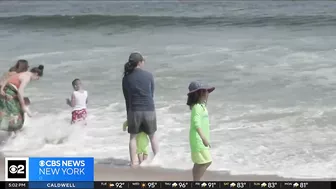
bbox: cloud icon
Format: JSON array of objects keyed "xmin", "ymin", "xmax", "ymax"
[
  {"xmin": 293, "ymin": 183, "xmax": 299, "ymax": 188},
  {"xmin": 230, "ymin": 183, "xmax": 236, "ymax": 188},
  {"xmin": 201, "ymin": 183, "xmax": 207, "ymax": 187},
  {"xmin": 172, "ymin": 183, "xmax": 177, "ymax": 188},
  {"xmin": 261, "ymin": 183, "xmax": 267, "ymax": 187}
]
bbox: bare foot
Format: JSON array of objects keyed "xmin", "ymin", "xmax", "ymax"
[{"xmin": 130, "ymin": 163, "xmax": 140, "ymax": 168}]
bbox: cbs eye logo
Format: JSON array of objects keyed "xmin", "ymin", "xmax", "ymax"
[{"xmin": 6, "ymin": 160, "xmax": 26, "ymax": 179}]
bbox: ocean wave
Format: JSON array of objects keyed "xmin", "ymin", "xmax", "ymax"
[{"xmin": 0, "ymin": 14, "xmax": 335, "ymax": 28}]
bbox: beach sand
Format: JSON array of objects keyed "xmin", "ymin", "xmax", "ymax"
[
  {"xmin": 93, "ymin": 165, "xmax": 334, "ymax": 181},
  {"xmin": 94, "ymin": 165, "xmax": 281, "ymax": 181},
  {"xmin": 0, "ymin": 155, "xmax": 334, "ymax": 181}
]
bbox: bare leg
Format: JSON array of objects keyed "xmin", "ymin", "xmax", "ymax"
[
  {"xmin": 143, "ymin": 154, "xmax": 148, "ymax": 161},
  {"xmin": 129, "ymin": 134, "xmax": 138, "ymax": 167},
  {"xmin": 10, "ymin": 131, "xmax": 17, "ymax": 138},
  {"xmin": 138, "ymin": 153, "xmax": 144, "ymax": 164},
  {"xmin": 148, "ymin": 133, "xmax": 159, "ymax": 156},
  {"xmin": 192, "ymin": 162, "xmax": 212, "ymax": 181}
]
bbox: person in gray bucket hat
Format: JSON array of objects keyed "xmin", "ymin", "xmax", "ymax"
[
  {"xmin": 186, "ymin": 81, "xmax": 215, "ymax": 181},
  {"xmin": 187, "ymin": 81, "xmax": 215, "ymax": 96}
]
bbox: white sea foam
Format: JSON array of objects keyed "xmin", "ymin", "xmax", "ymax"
[{"xmin": 0, "ymin": 103, "xmax": 335, "ymax": 179}]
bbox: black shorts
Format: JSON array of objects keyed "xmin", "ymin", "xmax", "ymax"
[{"xmin": 127, "ymin": 111, "xmax": 157, "ymax": 135}]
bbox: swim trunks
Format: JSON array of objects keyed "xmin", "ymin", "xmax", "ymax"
[
  {"xmin": 71, "ymin": 109, "xmax": 87, "ymax": 123},
  {"xmin": 127, "ymin": 111, "xmax": 157, "ymax": 135},
  {"xmin": 136, "ymin": 132, "xmax": 149, "ymax": 155}
]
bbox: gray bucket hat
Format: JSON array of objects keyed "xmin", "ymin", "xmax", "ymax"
[{"xmin": 187, "ymin": 81, "xmax": 215, "ymax": 95}]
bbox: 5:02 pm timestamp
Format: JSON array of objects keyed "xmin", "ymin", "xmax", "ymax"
[{"xmin": 7, "ymin": 182, "xmax": 27, "ymax": 188}]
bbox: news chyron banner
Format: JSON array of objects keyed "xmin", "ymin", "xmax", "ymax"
[{"xmin": 5, "ymin": 157, "xmax": 94, "ymax": 188}]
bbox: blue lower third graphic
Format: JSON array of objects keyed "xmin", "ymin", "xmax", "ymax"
[
  {"xmin": 28, "ymin": 157, "xmax": 94, "ymax": 182},
  {"xmin": 29, "ymin": 182, "xmax": 93, "ymax": 189}
]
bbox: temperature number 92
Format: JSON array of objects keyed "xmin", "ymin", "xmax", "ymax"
[{"xmin": 115, "ymin": 183, "xmax": 124, "ymax": 188}]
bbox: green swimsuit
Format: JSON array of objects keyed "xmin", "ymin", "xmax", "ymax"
[{"xmin": 123, "ymin": 121, "xmax": 149, "ymax": 154}]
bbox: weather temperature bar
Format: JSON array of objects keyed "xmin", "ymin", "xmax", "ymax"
[
  {"xmin": 2, "ymin": 181, "xmax": 334, "ymax": 189},
  {"xmin": 96, "ymin": 181, "xmax": 335, "ymax": 189}
]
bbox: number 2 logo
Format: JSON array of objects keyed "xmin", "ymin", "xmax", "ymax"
[{"xmin": 9, "ymin": 165, "xmax": 25, "ymax": 174}]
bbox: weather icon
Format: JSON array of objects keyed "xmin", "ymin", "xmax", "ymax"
[
  {"xmin": 293, "ymin": 183, "xmax": 299, "ymax": 188},
  {"xmin": 172, "ymin": 183, "xmax": 177, "ymax": 188},
  {"xmin": 261, "ymin": 183, "xmax": 267, "ymax": 188},
  {"xmin": 230, "ymin": 183, "xmax": 236, "ymax": 188},
  {"xmin": 201, "ymin": 183, "xmax": 207, "ymax": 187}
]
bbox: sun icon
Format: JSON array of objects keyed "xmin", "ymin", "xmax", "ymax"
[{"xmin": 141, "ymin": 183, "xmax": 146, "ymax": 188}]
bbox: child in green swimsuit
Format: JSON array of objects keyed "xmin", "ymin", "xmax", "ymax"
[
  {"xmin": 123, "ymin": 121, "xmax": 149, "ymax": 164},
  {"xmin": 186, "ymin": 81, "xmax": 215, "ymax": 181}
]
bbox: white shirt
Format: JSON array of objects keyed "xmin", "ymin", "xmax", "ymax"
[{"xmin": 72, "ymin": 90, "xmax": 88, "ymax": 111}]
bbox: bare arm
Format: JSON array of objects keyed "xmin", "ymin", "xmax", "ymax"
[
  {"xmin": 196, "ymin": 128, "xmax": 208, "ymax": 144},
  {"xmin": 0, "ymin": 75, "xmax": 10, "ymax": 94},
  {"xmin": 66, "ymin": 93, "xmax": 75, "ymax": 108},
  {"xmin": 70, "ymin": 93, "xmax": 75, "ymax": 107},
  {"xmin": 17, "ymin": 75, "xmax": 30, "ymax": 109},
  {"xmin": 192, "ymin": 105, "xmax": 210, "ymax": 147},
  {"xmin": 86, "ymin": 91, "xmax": 88, "ymax": 104},
  {"xmin": 0, "ymin": 72, "xmax": 9, "ymax": 87}
]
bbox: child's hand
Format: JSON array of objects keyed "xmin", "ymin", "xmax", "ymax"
[
  {"xmin": 23, "ymin": 106, "xmax": 33, "ymax": 117},
  {"xmin": 0, "ymin": 89, "xmax": 5, "ymax": 97},
  {"xmin": 122, "ymin": 121, "xmax": 128, "ymax": 131},
  {"xmin": 26, "ymin": 112, "xmax": 33, "ymax": 117},
  {"xmin": 66, "ymin": 98, "xmax": 71, "ymax": 106},
  {"xmin": 202, "ymin": 139, "xmax": 210, "ymax": 148}
]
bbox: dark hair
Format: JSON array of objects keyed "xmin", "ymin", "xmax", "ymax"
[
  {"xmin": 186, "ymin": 90, "xmax": 206, "ymax": 110},
  {"xmin": 30, "ymin": 65, "xmax": 44, "ymax": 77},
  {"xmin": 72, "ymin": 78, "xmax": 80, "ymax": 87},
  {"xmin": 9, "ymin": 59, "xmax": 29, "ymax": 73},
  {"xmin": 123, "ymin": 62, "xmax": 138, "ymax": 76},
  {"xmin": 123, "ymin": 52, "xmax": 144, "ymax": 76}
]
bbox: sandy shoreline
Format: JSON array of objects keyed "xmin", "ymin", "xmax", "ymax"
[
  {"xmin": 0, "ymin": 155, "xmax": 334, "ymax": 181},
  {"xmin": 93, "ymin": 165, "xmax": 334, "ymax": 181}
]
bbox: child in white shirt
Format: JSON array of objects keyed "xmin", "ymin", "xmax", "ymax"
[{"xmin": 66, "ymin": 79, "xmax": 88, "ymax": 124}]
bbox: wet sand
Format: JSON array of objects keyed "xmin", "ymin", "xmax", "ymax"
[
  {"xmin": 0, "ymin": 155, "xmax": 334, "ymax": 181},
  {"xmin": 93, "ymin": 164, "xmax": 334, "ymax": 181}
]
